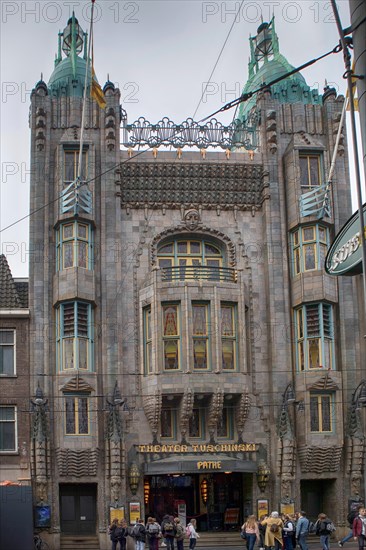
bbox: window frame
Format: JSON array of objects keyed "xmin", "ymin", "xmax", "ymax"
[
  {"xmin": 143, "ymin": 306, "xmax": 152, "ymax": 375},
  {"xmin": 294, "ymin": 303, "xmax": 334, "ymax": 371},
  {"xmin": 192, "ymin": 302, "xmax": 211, "ymax": 371},
  {"xmin": 0, "ymin": 405, "xmax": 17, "ymax": 453},
  {"xmin": 0, "ymin": 329, "xmax": 16, "ymax": 376},
  {"xmin": 56, "ymin": 301, "xmax": 94, "ymax": 372},
  {"xmin": 189, "ymin": 407, "xmax": 205, "ymax": 439},
  {"xmin": 160, "ymin": 407, "xmax": 178, "ymax": 440},
  {"xmin": 299, "ymin": 152, "xmax": 322, "ymax": 189},
  {"xmin": 291, "ymin": 225, "xmax": 329, "ymax": 276},
  {"xmin": 220, "ymin": 303, "xmax": 238, "ymax": 371},
  {"xmin": 217, "ymin": 406, "xmax": 234, "ymax": 439},
  {"xmin": 63, "ymin": 148, "xmax": 88, "ymax": 186},
  {"xmin": 56, "ymin": 221, "xmax": 94, "ymax": 271},
  {"xmin": 64, "ymin": 394, "xmax": 90, "ymax": 436},
  {"xmin": 162, "ymin": 303, "xmax": 181, "ymax": 371},
  {"xmin": 309, "ymin": 393, "xmax": 334, "ymax": 433}
]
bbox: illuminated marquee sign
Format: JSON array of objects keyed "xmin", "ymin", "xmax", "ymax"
[
  {"xmin": 325, "ymin": 204, "xmax": 366, "ymax": 276},
  {"xmin": 137, "ymin": 443, "xmax": 257, "ymax": 453}
]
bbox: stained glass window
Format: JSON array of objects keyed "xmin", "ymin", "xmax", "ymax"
[
  {"xmin": 163, "ymin": 305, "xmax": 180, "ymax": 370},
  {"xmin": 65, "ymin": 396, "xmax": 89, "ymax": 435},
  {"xmin": 221, "ymin": 304, "xmax": 237, "ymax": 370},
  {"xmin": 295, "ymin": 303, "xmax": 334, "ymax": 371}
]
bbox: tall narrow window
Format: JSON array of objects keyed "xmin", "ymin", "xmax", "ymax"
[
  {"xmin": 143, "ymin": 306, "xmax": 152, "ymax": 374},
  {"xmin": 56, "ymin": 221, "xmax": 93, "ymax": 270},
  {"xmin": 192, "ymin": 304, "xmax": 209, "ymax": 370},
  {"xmin": 291, "ymin": 225, "xmax": 329, "ymax": 275},
  {"xmin": 64, "ymin": 149, "xmax": 87, "ymax": 185},
  {"xmin": 0, "ymin": 330, "xmax": 15, "ymax": 376},
  {"xmin": 217, "ymin": 406, "xmax": 233, "ymax": 439},
  {"xmin": 310, "ymin": 393, "xmax": 333, "ymax": 432},
  {"xmin": 162, "ymin": 304, "xmax": 180, "ymax": 370},
  {"xmin": 295, "ymin": 303, "xmax": 334, "ymax": 371},
  {"xmin": 65, "ymin": 395, "xmax": 90, "ymax": 435},
  {"xmin": 161, "ymin": 408, "xmax": 177, "ymax": 439},
  {"xmin": 299, "ymin": 153, "xmax": 322, "ymax": 188},
  {"xmin": 57, "ymin": 302, "xmax": 93, "ymax": 371},
  {"xmin": 221, "ymin": 304, "xmax": 238, "ymax": 370},
  {"xmin": 189, "ymin": 408, "xmax": 204, "ymax": 439},
  {"xmin": 0, "ymin": 406, "xmax": 16, "ymax": 452}
]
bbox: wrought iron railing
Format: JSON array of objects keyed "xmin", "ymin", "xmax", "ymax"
[
  {"xmin": 120, "ymin": 110, "xmax": 259, "ymax": 151},
  {"xmin": 160, "ymin": 266, "xmax": 237, "ymax": 282}
]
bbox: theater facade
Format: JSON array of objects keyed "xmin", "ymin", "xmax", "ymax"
[{"xmin": 27, "ymin": 15, "xmax": 365, "ymax": 549}]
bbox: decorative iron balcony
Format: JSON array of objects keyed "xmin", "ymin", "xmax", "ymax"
[
  {"xmin": 120, "ymin": 111, "xmax": 259, "ymax": 151},
  {"xmin": 160, "ymin": 266, "xmax": 237, "ymax": 283}
]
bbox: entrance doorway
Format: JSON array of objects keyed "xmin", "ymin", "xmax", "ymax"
[
  {"xmin": 300, "ymin": 479, "xmax": 337, "ymax": 520},
  {"xmin": 145, "ymin": 473, "xmax": 252, "ymax": 530},
  {"xmin": 59, "ymin": 484, "xmax": 97, "ymax": 534}
]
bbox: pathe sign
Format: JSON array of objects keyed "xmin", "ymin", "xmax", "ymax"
[{"xmin": 325, "ymin": 204, "xmax": 366, "ymax": 276}]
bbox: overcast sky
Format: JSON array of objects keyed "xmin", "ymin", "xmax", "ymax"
[{"xmin": 0, "ymin": 0, "xmax": 358, "ymax": 277}]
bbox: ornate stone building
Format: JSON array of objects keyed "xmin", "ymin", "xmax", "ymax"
[{"xmin": 27, "ymin": 15, "xmax": 365, "ymax": 550}]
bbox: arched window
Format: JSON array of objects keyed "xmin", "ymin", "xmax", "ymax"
[{"xmin": 157, "ymin": 238, "xmax": 235, "ymax": 281}]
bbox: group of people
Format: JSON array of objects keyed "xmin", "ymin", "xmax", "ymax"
[
  {"xmin": 241, "ymin": 506, "xmax": 366, "ymax": 550},
  {"xmin": 109, "ymin": 515, "xmax": 200, "ymax": 550}
]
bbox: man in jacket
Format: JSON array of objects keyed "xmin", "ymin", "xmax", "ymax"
[
  {"xmin": 296, "ymin": 511, "xmax": 310, "ymax": 550},
  {"xmin": 353, "ymin": 507, "xmax": 366, "ymax": 550}
]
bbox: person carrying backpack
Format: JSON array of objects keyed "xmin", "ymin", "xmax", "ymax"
[
  {"xmin": 174, "ymin": 517, "xmax": 185, "ymax": 550},
  {"xmin": 131, "ymin": 518, "xmax": 146, "ymax": 550},
  {"xmin": 161, "ymin": 514, "xmax": 176, "ymax": 550},
  {"xmin": 338, "ymin": 506, "xmax": 364, "ymax": 547},
  {"xmin": 315, "ymin": 513, "xmax": 336, "ymax": 550},
  {"xmin": 187, "ymin": 518, "xmax": 200, "ymax": 550},
  {"xmin": 117, "ymin": 519, "xmax": 129, "ymax": 550},
  {"xmin": 146, "ymin": 517, "xmax": 161, "ymax": 550},
  {"xmin": 352, "ymin": 506, "xmax": 366, "ymax": 550},
  {"xmin": 261, "ymin": 511, "xmax": 283, "ymax": 550}
]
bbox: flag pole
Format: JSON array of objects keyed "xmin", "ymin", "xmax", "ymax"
[
  {"xmin": 77, "ymin": 0, "xmax": 95, "ymax": 184},
  {"xmin": 330, "ymin": 0, "xmax": 366, "ymax": 334}
]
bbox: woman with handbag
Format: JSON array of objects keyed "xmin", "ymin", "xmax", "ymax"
[{"xmin": 241, "ymin": 515, "xmax": 260, "ymax": 550}]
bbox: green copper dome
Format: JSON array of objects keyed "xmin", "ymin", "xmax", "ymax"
[
  {"xmin": 47, "ymin": 12, "xmax": 95, "ymax": 98},
  {"xmin": 237, "ymin": 18, "xmax": 321, "ymax": 120},
  {"xmin": 48, "ymin": 56, "xmax": 92, "ymax": 96}
]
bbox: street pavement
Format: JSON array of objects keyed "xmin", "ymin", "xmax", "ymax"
[{"xmin": 200, "ymin": 541, "xmax": 363, "ymax": 550}]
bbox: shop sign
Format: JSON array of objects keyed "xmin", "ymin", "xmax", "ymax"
[
  {"xmin": 325, "ymin": 204, "xmax": 366, "ymax": 276},
  {"xmin": 197, "ymin": 461, "xmax": 222, "ymax": 469},
  {"xmin": 137, "ymin": 443, "xmax": 257, "ymax": 453}
]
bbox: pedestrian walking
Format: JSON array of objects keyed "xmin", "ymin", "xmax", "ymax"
[
  {"xmin": 109, "ymin": 518, "xmax": 121, "ymax": 550},
  {"xmin": 161, "ymin": 514, "xmax": 176, "ymax": 550},
  {"xmin": 174, "ymin": 517, "xmax": 185, "ymax": 550},
  {"xmin": 339, "ymin": 506, "xmax": 364, "ymax": 547},
  {"xmin": 131, "ymin": 518, "xmax": 146, "ymax": 550},
  {"xmin": 315, "ymin": 513, "xmax": 336, "ymax": 550},
  {"xmin": 117, "ymin": 519, "xmax": 129, "ymax": 550},
  {"xmin": 282, "ymin": 514, "xmax": 295, "ymax": 550},
  {"xmin": 241, "ymin": 515, "xmax": 260, "ymax": 550},
  {"xmin": 352, "ymin": 507, "xmax": 366, "ymax": 550},
  {"xmin": 187, "ymin": 518, "xmax": 200, "ymax": 550},
  {"xmin": 261, "ymin": 511, "xmax": 283, "ymax": 550},
  {"xmin": 146, "ymin": 517, "xmax": 161, "ymax": 550},
  {"xmin": 295, "ymin": 511, "xmax": 310, "ymax": 550}
]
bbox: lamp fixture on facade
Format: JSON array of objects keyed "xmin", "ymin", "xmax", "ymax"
[
  {"xmin": 353, "ymin": 380, "xmax": 366, "ymax": 410},
  {"xmin": 128, "ymin": 462, "xmax": 140, "ymax": 495},
  {"xmin": 282, "ymin": 383, "xmax": 296, "ymax": 406},
  {"xmin": 256, "ymin": 460, "xmax": 270, "ymax": 492},
  {"xmin": 200, "ymin": 478, "xmax": 209, "ymax": 504},
  {"xmin": 144, "ymin": 479, "xmax": 150, "ymax": 504}
]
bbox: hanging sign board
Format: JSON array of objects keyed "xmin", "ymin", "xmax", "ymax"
[{"xmin": 325, "ymin": 204, "xmax": 366, "ymax": 276}]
